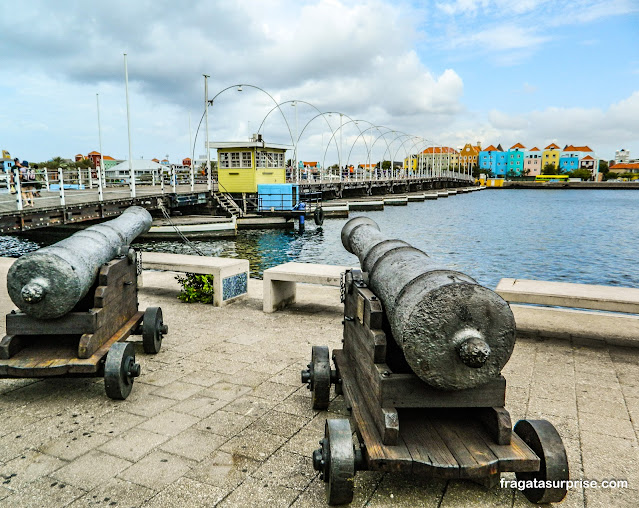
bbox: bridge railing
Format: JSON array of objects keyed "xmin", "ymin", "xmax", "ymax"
[
  {"xmin": 286, "ymin": 167, "xmax": 474, "ymax": 184},
  {"xmin": 1, "ymin": 164, "xmax": 474, "ymax": 212}
]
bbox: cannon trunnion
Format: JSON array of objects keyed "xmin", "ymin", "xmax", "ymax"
[{"xmin": 302, "ymin": 219, "xmax": 569, "ymax": 505}]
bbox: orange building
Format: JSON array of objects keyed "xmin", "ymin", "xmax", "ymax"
[{"xmin": 459, "ymin": 142, "xmax": 481, "ymax": 170}]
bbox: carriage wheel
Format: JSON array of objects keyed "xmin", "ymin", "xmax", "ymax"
[
  {"xmin": 104, "ymin": 342, "xmax": 140, "ymax": 400},
  {"xmin": 312, "ymin": 419, "xmax": 355, "ymax": 505},
  {"xmin": 514, "ymin": 419, "xmax": 569, "ymax": 503},
  {"xmin": 301, "ymin": 346, "xmax": 331, "ymax": 410},
  {"xmin": 142, "ymin": 306, "xmax": 166, "ymax": 354}
]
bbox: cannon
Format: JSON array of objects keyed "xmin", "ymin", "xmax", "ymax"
[
  {"xmin": 0, "ymin": 206, "xmax": 168, "ymax": 400},
  {"xmin": 302, "ymin": 217, "xmax": 568, "ymax": 505},
  {"xmin": 8, "ymin": 206, "xmax": 153, "ymax": 319}
]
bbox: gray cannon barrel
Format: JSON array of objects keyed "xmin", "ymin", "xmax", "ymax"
[
  {"xmin": 341, "ymin": 217, "xmax": 516, "ymax": 391},
  {"xmin": 7, "ymin": 206, "xmax": 152, "ymax": 319}
]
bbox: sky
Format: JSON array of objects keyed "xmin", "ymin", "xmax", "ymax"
[{"xmin": 1, "ymin": 0, "xmax": 637, "ymax": 166}]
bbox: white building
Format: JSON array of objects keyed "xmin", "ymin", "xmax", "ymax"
[
  {"xmin": 615, "ymin": 149, "xmax": 630, "ymax": 164},
  {"xmin": 105, "ymin": 159, "xmax": 164, "ymax": 183}
]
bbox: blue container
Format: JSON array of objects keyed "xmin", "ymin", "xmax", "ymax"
[{"xmin": 257, "ymin": 184, "xmax": 298, "ymax": 211}]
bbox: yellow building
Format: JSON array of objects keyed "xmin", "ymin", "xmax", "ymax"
[
  {"xmin": 542, "ymin": 143, "xmax": 561, "ymax": 170},
  {"xmin": 420, "ymin": 147, "xmax": 459, "ymax": 171},
  {"xmin": 459, "ymin": 142, "xmax": 481, "ymax": 170},
  {"xmin": 211, "ymin": 140, "xmax": 289, "ymax": 193}
]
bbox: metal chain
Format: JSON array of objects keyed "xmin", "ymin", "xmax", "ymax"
[{"xmin": 156, "ymin": 199, "xmax": 206, "ymax": 257}]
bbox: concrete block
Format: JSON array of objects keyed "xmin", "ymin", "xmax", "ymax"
[
  {"xmin": 141, "ymin": 252, "xmax": 249, "ymax": 306},
  {"xmin": 497, "ymin": 278, "xmax": 639, "ymax": 314},
  {"xmin": 510, "ymin": 305, "xmax": 639, "ymax": 346},
  {"xmin": 262, "ymin": 262, "xmax": 348, "ymax": 312}
]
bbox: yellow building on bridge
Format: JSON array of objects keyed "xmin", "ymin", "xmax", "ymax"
[{"xmin": 209, "ymin": 139, "xmax": 290, "ymax": 193}]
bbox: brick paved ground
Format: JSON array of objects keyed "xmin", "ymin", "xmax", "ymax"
[{"xmin": 0, "ymin": 264, "xmax": 638, "ymax": 507}]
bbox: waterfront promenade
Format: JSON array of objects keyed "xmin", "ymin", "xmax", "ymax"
[{"xmin": 0, "ymin": 261, "xmax": 638, "ymax": 506}]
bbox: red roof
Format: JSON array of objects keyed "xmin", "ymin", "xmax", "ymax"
[
  {"xmin": 611, "ymin": 162, "xmax": 639, "ymax": 170},
  {"xmin": 88, "ymin": 151, "xmax": 100, "ymax": 156},
  {"xmin": 529, "ymin": 147, "xmax": 540, "ymax": 151},
  {"xmin": 582, "ymin": 155, "xmax": 594, "ymax": 160},
  {"xmin": 564, "ymin": 145, "xmax": 592, "ymax": 152},
  {"xmin": 545, "ymin": 143, "xmax": 560, "ymax": 150},
  {"xmin": 421, "ymin": 146, "xmax": 457, "ymax": 154},
  {"xmin": 103, "ymin": 156, "xmax": 115, "ymax": 160},
  {"xmin": 510, "ymin": 143, "xmax": 525, "ymax": 149},
  {"xmin": 482, "ymin": 145, "xmax": 498, "ymax": 152}
]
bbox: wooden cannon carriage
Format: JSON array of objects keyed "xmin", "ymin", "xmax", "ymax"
[
  {"xmin": 302, "ymin": 218, "xmax": 569, "ymax": 505},
  {"xmin": 0, "ymin": 207, "xmax": 167, "ymax": 400}
]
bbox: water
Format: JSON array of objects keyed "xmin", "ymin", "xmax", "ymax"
[{"xmin": 3, "ymin": 189, "xmax": 638, "ymax": 289}]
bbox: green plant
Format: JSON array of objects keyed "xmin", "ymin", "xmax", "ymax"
[{"xmin": 175, "ymin": 273, "xmax": 214, "ymax": 303}]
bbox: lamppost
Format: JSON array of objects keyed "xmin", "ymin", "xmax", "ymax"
[
  {"xmin": 292, "ymin": 101, "xmax": 298, "ymax": 183},
  {"xmin": 204, "ymin": 74, "xmax": 211, "ymax": 191}
]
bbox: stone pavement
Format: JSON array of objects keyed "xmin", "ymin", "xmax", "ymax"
[{"xmin": 0, "ymin": 264, "xmax": 638, "ymax": 507}]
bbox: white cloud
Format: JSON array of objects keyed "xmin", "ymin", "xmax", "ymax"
[
  {"xmin": 479, "ymin": 91, "xmax": 639, "ymax": 158},
  {"xmin": 0, "ymin": 0, "xmax": 468, "ymax": 163}
]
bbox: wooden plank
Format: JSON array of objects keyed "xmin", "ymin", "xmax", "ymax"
[
  {"xmin": 344, "ymin": 290, "xmax": 386, "ymax": 362},
  {"xmin": 343, "ymin": 326, "xmax": 383, "ymax": 401},
  {"xmin": 357, "ymin": 287, "xmax": 383, "ymax": 330},
  {"xmin": 481, "ymin": 431, "xmax": 540, "ymax": 473},
  {"xmin": 93, "ymin": 263, "xmax": 138, "ymax": 309},
  {"xmin": 429, "ymin": 416, "xmax": 496, "ymax": 478},
  {"xmin": 442, "ymin": 417, "xmax": 501, "ymax": 478},
  {"xmin": 0, "ymin": 335, "xmax": 35, "ymax": 359},
  {"xmin": 78, "ymin": 282, "xmax": 138, "ymax": 358},
  {"xmin": 69, "ymin": 311, "xmax": 143, "ymax": 374},
  {"xmin": 478, "ymin": 407, "xmax": 512, "ymax": 445},
  {"xmin": 400, "ymin": 410, "xmax": 460, "ymax": 478},
  {"xmin": 6, "ymin": 312, "xmax": 98, "ymax": 335},
  {"xmin": 98, "ymin": 256, "xmax": 136, "ymax": 287},
  {"xmin": 380, "ymin": 374, "xmax": 506, "ymax": 408},
  {"xmin": 333, "ymin": 350, "xmax": 413, "ymax": 473}
]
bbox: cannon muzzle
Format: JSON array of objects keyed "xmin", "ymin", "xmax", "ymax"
[
  {"xmin": 7, "ymin": 206, "xmax": 152, "ymax": 319},
  {"xmin": 341, "ymin": 216, "xmax": 515, "ymax": 391}
]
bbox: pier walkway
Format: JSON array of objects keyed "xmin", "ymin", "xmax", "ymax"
[
  {"xmin": 0, "ymin": 259, "xmax": 636, "ymax": 507},
  {"xmin": 0, "ymin": 172, "xmax": 472, "ymax": 234}
]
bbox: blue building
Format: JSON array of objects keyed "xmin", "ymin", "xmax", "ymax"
[
  {"xmin": 478, "ymin": 144, "xmax": 507, "ymax": 176},
  {"xmin": 507, "ymin": 143, "xmax": 526, "ymax": 175}
]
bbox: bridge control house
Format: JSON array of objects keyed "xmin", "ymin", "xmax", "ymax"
[{"xmin": 209, "ymin": 137, "xmax": 290, "ymax": 193}]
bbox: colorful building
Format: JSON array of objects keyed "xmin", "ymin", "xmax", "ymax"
[
  {"xmin": 507, "ymin": 143, "xmax": 526, "ymax": 175},
  {"xmin": 211, "ymin": 140, "xmax": 289, "ymax": 193},
  {"xmin": 542, "ymin": 143, "xmax": 561, "ymax": 171},
  {"xmin": 1, "ymin": 150, "xmax": 13, "ymax": 171},
  {"xmin": 419, "ymin": 147, "xmax": 459, "ymax": 173},
  {"xmin": 524, "ymin": 147, "xmax": 542, "ymax": 176},
  {"xmin": 459, "ymin": 142, "xmax": 481, "ymax": 171},
  {"xmin": 560, "ymin": 145, "xmax": 594, "ymax": 172},
  {"xmin": 478, "ymin": 144, "xmax": 507, "ymax": 176}
]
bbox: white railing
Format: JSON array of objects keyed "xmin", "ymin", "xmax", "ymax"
[{"xmin": 0, "ymin": 164, "xmax": 474, "ymax": 212}]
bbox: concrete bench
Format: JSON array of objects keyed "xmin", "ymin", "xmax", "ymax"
[
  {"xmin": 496, "ymin": 278, "xmax": 639, "ymax": 346},
  {"xmin": 141, "ymin": 252, "xmax": 249, "ymax": 307},
  {"xmin": 263, "ymin": 262, "xmax": 347, "ymax": 312}
]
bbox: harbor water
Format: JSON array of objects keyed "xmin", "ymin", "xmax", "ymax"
[{"xmin": 1, "ymin": 189, "xmax": 638, "ymax": 290}]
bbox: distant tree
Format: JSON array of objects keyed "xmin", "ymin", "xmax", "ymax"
[
  {"xmin": 36, "ymin": 156, "xmax": 66, "ymax": 170},
  {"xmin": 542, "ymin": 163, "xmax": 559, "ymax": 175},
  {"xmin": 568, "ymin": 169, "xmax": 592, "ymax": 180},
  {"xmin": 598, "ymin": 160, "xmax": 610, "ymax": 180},
  {"xmin": 382, "ymin": 160, "xmax": 391, "ymax": 171},
  {"xmin": 73, "ymin": 158, "xmax": 93, "ymax": 170}
]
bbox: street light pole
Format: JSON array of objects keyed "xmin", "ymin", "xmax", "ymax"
[
  {"xmin": 96, "ymin": 93, "xmax": 104, "ymax": 201},
  {"xmin": 204, "ymin": 74, "xmax": 211, "ymax": 192},
  {"xmin": 124, "ymin": 53, "xmax": 135, "ymax": 198}
]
